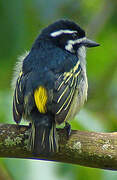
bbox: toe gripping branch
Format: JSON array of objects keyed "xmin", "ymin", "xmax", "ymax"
[{"xmin": 64, "ymin": 122, "xmax": 71, "ymax": 138}]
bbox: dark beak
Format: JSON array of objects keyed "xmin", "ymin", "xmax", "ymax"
[{"xmin": 82, "ymin": 38, "xmax": 100, "ymax": 48}]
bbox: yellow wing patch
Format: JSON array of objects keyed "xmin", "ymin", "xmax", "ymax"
[{"xmin": 34, "ymin": 86, "xmax": 48, "ymax": 114}]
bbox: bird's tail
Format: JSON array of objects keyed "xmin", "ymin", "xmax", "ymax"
[{"xmin": 30, "ymin": 115, "xmax": 58, "ymax": 156}]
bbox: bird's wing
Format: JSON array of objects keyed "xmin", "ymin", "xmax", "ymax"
[
  {"xmin": 52, "ymin": 60, "xmax": 82, "ymax": 124},
  {"xmin": 13, "ymin": 72, "xmax": 26, "ymax": 123}
]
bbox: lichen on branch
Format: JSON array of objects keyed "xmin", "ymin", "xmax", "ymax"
[{"xmin": 0, "ymin": 124, "xmax": 117, "ymax": 171}]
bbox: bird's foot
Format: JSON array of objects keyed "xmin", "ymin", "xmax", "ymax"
[
  {"xmin": 29, "ymin": 122, "xmax": 32, "ymax": 128},
  {"xmin": 64, "ymin": 122, "xmax": 71, "ymax": 138}
]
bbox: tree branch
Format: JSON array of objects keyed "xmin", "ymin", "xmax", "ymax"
[{"xmin": 0, "ymin": 123, "xmax": 117, "ymax": 170}]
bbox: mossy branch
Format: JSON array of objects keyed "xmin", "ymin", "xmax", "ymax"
[{"xmin": 0, "ymin": 123, "xmax": 117, "ymax": 170}]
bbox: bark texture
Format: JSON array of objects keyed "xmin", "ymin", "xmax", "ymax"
[{"xmin": 0, "ymin": 124, "xmax": 117, "ymax": 170}]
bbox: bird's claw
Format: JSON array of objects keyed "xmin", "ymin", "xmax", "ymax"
[{"xmin": 64, "ymin": 122, "xmax": 71, "ymax": 138}]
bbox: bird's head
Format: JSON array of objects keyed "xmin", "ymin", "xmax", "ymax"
[{"xmin": 40, "ymin": 19, "xmax": 100, "ymax": 54}]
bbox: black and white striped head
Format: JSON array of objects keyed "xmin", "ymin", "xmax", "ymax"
[{"xmin": 40, "ymin": 19, "xmax": 99, "ymax": 54}]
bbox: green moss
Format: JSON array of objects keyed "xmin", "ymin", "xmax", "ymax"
[
  {"xmin": 14, "ymin": 137, "xmax": 22, "ymax": 144},
  {"xmin": 5, "ymin": 137, "xmax": 16, "ymax": 146},
  {"xmin": 5, "ymin": 136, "xmax": 22, "ymax": 147}
]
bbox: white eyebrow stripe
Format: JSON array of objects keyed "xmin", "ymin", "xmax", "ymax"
[
  {"xmin": 50, "ymin": 30, "xmax": 77, "ymax": 37},
  {"xmin": 65, "ymin": 37, "xmax": 86, "ymax": 52},
  {"xmin": 68, "ymin": 37, "xmax": 86, "ymax": 45}
]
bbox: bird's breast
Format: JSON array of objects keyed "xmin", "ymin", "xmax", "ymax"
[
  {"xmin": 64, "ymin": 70, "xmax": 88, "ymax": 122},
  {"xmin": 64, "ymin": 47, "xmax": 88, "ymax": 122},
  {"xmin": 54, "ymin": 55, "xmax": 88, "ymax": 124}
]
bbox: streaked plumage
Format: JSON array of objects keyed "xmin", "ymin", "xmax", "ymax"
[{"xmin": 12, "ymin": 19, "xmax": 99, "ymax": 155}]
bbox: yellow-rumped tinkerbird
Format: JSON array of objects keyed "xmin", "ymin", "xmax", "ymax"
[{"xmin": 12, "ymin": 19, "xmax": 99, "ymax": 155}]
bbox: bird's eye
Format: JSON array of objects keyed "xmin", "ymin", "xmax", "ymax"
[{"xmin": 72, "ymin": 33, "xmax": 78, "ymax": 39}]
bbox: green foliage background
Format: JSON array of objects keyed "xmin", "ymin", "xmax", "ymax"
[{"xmin": 0, "ymin": 0, "xmax": 117, "ymax": 179}]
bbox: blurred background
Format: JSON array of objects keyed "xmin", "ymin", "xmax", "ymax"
[{"xmin": 0, "ymin": 0, "xmax": 117, "ymax": 179}]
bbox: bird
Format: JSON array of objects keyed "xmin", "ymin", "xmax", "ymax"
[{"xmin": 12, "ymin": 19, "xmax": 99, "ymax": 156}]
